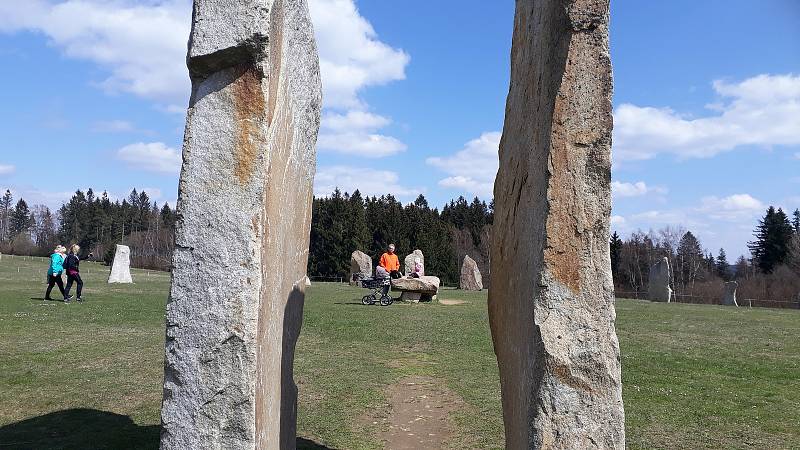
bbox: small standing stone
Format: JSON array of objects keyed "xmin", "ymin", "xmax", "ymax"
[
  {"xmin": 350, "ymin": 250, "xmax": 372, "ymax": 285},
  {"xmin": 107, "ymin": 244, "xmax": 133, "ymax": 284},
  {"xmin": 648, "ymin": 257, "xmax": 672, "ymax": 302},
  {"xmin": 459, "ymin": 255, "xmax": 483, "ymax": 291},
  {"xmin": 404, "ymin": 249, "xmax": 424, "ymax": 275},
  {"xmin": 723, "ymin": 281, "xmax": 738, "ymax": 306}
]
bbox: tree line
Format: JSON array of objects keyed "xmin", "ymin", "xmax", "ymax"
[
  {"xmin": 610, "ymin": 206, "xmax": 800, "ymax": 305},
  {"xmin": 0, "ymin": 188, "xmax": 493, "ymax": 285},
  {"xmin": 2, "ymin": 185, "xmax": 797, "ymax": 302}
]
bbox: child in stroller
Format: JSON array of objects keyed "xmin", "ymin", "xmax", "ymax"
[{"xmin": 359, "ymin": 265, "xmax": 393, "ymax": 306}]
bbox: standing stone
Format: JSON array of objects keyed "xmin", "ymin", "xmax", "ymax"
[
  {"xmin": 723, "ymin": 281, "xmax": 738, "ymax": 306},
  {"xmin": 404, "ymin": 249, "xmax": 424, "ymax": 275},
  {"xmin": 159, "ymin": 1, "xmax": 322, "ymax": 449},
  {"xmin": 349, "ymin": 250, "xmax": 372, "ymax": 285},
  {"xmin": 648, "ymin": 257, "xmax": 672, "ymax": 303},
  {"xmin": 459, "ymin": 255, "xmax": 483, "ymax": 291},
  {"xmin": 488, "ymin": 1, "xmax": 625, "ymax": 448},
  {"xmin": 107, "ymin": 244, "xmax": 133, "ymax": 284}
]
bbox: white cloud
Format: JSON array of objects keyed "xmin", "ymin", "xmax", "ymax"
[
  {"xmin": 426, "ymin": 132, "xmax": 501, "ymax": 198},
  {"xmin": 318, "ymin": 111, "xmax": 406, "ymax": 157},
  {"xmin": 697, "ymin": 194, "xmax": 765, "ymax": 221},
  {"xmin": 611, "ymin": 181, "xmax": 668, "ymax": 198},
  {"xmin": 314, "ymin": 165, "xmax": 422, "ymax": 199},
  {"xmin": 117, "ymin": 142, "xmax": 181, "ymax": 174},
  {"xmin": 0, "ymin": 0, "xmax": 191, "ymax": 105},
  {"xmin": 317, "ymin": 133, "xmax": 406, "ymax": 157},
  {"xmin": 610, "ymin": 215, "xmax": 626, "ymax": 227},
  {"xmin": 0, "ymin": 0, "xmax": 409, "ymax": 156},
  {"xmin": 91, "ymin": 119, "xmax": 135, "ymax": 133},
  {"xmin": 322, "ymin": 111, "xmax": 391, "ymax": 132},
  {"xmin": 0, "ymin": 0, "xmax": 409, "ymax": 109},
  {"xmin": 614, "ymin": 74, "xmax": 800, "ymax": 162},
  {"xmin": 0, "ymin": 164, "xmax": 15, "ymax": 176},
  {"xmin": 308, "ymin": 0, "xmax": 409, "ymax": 109}
]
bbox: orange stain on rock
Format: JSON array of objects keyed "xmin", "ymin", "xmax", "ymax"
[{"xmin": 231, "ymin": 66, "xmax": 266, "ymax": 185}]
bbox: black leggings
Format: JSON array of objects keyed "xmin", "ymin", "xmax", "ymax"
[
  {"xmin": 66, "ymin": 273, "xmax": 83, "ymax": 298},
  {"xmin": 45, "ymin": 274, "xmax": 66, "ymax": 299}
]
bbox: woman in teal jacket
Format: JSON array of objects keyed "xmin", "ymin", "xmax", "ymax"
[{"xmin": 45, "ymin": 245, "xmax": 68, "ymax": 301}]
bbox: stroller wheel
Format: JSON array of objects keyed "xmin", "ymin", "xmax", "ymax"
[
  {"xmin": 362, "ymin": 295, "xmax": 375, "ymax": 305},
  {"xmin": 380, "ymin": 295, "xmax": 393, "ymax": 306}
]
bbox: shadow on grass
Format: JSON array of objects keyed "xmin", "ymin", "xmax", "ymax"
[
  {"xmin": 0, "ymin": 409, "xmax": 335, "ymax": 450},
  {"xmin": 0, "ymin": 408, "xmax": 159, "ymax": 449}
]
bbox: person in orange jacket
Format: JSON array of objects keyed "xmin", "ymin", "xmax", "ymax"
[{"xmin": 379, "ymin": 243, "xmax": 402, "ymax": 280}]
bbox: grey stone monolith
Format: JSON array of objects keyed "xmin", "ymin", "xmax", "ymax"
[
  {"xmin": 459, "ymin": 255, "xmax": 483, "ymax": 291},
  {"xmin": 349, "ymin": 250, "xmax": 372, "ymax": 285},
  {"xmin": 404, "ymin": 249, "xmax": 424, "ymax": 275},
  {"xmin": 107, "ymin": 244, "xmax": 133, "ymax": 284},
  {"xmin": 648, "ymin": 257, "xmax": 672, "ymax": 302},
  {"xmin": 488, "ymin": 0, "xmax": 625, "ymax": 447},
  {"xmin": 723, "ymin": 281, "xmax": 738, "ymax": 306},
  {"xmin": 159, "ymin": 0, "xmax": 322, "ymax": 449}
]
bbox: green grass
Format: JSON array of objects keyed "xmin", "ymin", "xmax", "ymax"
[{"xmin": 0, "ymin": 256, "xmax": 798, "ymax": 449}]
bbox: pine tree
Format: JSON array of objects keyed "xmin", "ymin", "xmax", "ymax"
[
  {"xmin": 676, "ymin": 231, "xmax": 704, "ymax": 290},
  {"xmin": 715, "ymin": 248, "xmax": 730, "ymax": 280},
  {"xmin": 793, "ymin": 208, "xmax": 800, "ymax": 234},
  {"xmin": 748, "ymin": 206, "xmax": 794, "ymax": 273},
  {"xmin": 609, "ymin": 231, "xmax": 622, "ymax": 281},
  {"xmin": 9, "ymin": 199, "xmax": 34, "ymax": 236},
  {"xmin": 0, "ymin": 189, "xmax": 12, "ymax": 241}
]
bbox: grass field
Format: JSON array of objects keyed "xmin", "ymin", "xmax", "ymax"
[{"xmin": 1, "ymin": 256, "xmax": 799, "ymax": 449}]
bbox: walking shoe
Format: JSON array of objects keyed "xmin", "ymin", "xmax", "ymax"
[
  {"xmin": 77, "ymin": 297, "xmax": 84, "ymax": 302},
  {"xmin": 64, "ymin": 295, "xmax": 73, "ymax": 303}
]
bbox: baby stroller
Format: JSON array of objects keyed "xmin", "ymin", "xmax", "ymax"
[{"xmin": 359, "ymin": 276, "xmax": 393, "ymax": 306}]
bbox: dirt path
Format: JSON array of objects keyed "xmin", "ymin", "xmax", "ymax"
[{"xmin": 378, "ymin": 376, "xmax": 462, "ymax": 449}]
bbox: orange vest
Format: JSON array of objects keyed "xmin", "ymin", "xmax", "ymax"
[{"xmin": 380, "ymin": 252, "xmax": 400, "ymax": 271}]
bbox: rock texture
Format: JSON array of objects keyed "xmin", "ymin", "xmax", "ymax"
[
  {"xmin": 107, "ymin": 244, "xmax": 133, "ymax": 284},
  {"xmin": 723, "ymin": 281, "xmax": 738, "ymax": 306},
  {"xmin": 391, "ymin": 276, "xmax": 440, "ymax": 295},
  {"xmin": 459, "ymin": 255, "xmax": 483, "ymax": 291},
  {"xmin": 349, "ymin": 250, "xmax": 372, "ymax": 285},
  {"xmin": 452, "ymin": 226, "xmax": 491, "ymax": 289},
  {"xmin": 159, "ymin": 1, "xmax": 322, "ymax": 449},
  {"xmin": 404, "ymin": 249, "xmax": 424, "ymax": 275},
  {"xmin": 487, "ymin": 0, "xmax": 625, "ymax": 447},
  {"xmin": 648, "ymin": 257, "xmax": 672, "ymax": 303}
]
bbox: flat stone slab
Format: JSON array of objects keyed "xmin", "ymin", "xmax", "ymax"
[{"xmin": 391, "ymin": 276, "xmax": 440, "ymax": 295}]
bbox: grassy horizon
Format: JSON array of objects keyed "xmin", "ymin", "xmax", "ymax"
[{"xmin": 0, "ymin": 256, "xmax": 798, "ymax": 449}]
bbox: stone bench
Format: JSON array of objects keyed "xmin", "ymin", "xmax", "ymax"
[{"xmin": 391, "ymin": 275, "xmax": 440, "ymax": 302}]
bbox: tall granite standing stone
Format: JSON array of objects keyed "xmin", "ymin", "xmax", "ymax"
[
  {"xmin": 107, "ymin": 244, "xmax": 133, "ymax": 284},
  {"xmin": 460, "ymin": 255, "xmax": 483, "ymax": 291},
  {"xmin": 488, "ymin": 0, "xmax": 625, "ymax": 447},
  {"xmin": 159, "ymin": 1, "xmax": 322, "ymax": 449},
  {"xmin": 723, "ymin": 281, "xmax": 738, "ymax": 306},
  {"xmin": 404, "ymin": 249, "xmax": 424, "ymax": 275},
  {"xmin": 349, "ymin": 250, "xmax": 372, "ymax": 285},
  {"xmin": 648, "ymin": 257, "xmax": 672, "ymax": 303}
]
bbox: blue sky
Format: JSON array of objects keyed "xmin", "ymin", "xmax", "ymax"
[{"xmin": 0, "ymin": 0, "xmax": 798, "ymax": 259}]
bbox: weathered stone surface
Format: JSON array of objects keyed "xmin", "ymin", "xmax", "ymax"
[
  {"xmin": 391, "ymin": 275, "xmax": 440, "ymax": 294},
  {"xmin": 723, "ymin": 281, "xmax": 738, "ymax": 306},
  {"xmin": 488, "ymin": 0, "xmax": 625, "ymax": 447},
  {"xmin": 648, "ymin": 257, "xmax": 672, "ymax": 303},
  {"xmin": 349, "ymin": 250, "xmax": 372, "ymax": 285},
  {"xmin": 404, "ymin": 249, "xmax": 424, "ymax": 275},
  {"xmin": 160, "ymin": 0, "xmax": 322, "ymax": 448},
  {"xmin": 459, "ymin": 255, "xmax": 483, "ymax": 291},
  {"xmin": 400, "ymin": 291, "xmax": 422, "ymax": 303},
  {"xmin": 107, "ymin": 244, "xmax": 133, "ymax": 284}
]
